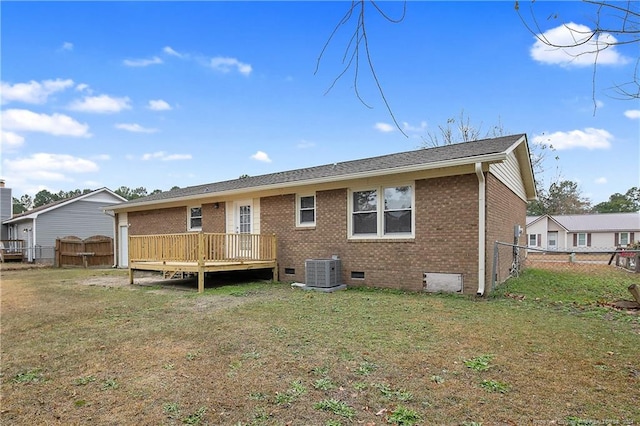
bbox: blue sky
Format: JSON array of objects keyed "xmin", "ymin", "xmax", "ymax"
[{"xmin": 1, "ymin": 1, "xmax": 638, "ymax": 204}]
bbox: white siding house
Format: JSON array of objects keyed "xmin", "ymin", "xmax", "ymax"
[
  {"xmin": 2, "ymin": 188, "xmax": 126, "ymax": 263},
  {"xmin": 526, "ymin": 212, "xmax": 640, "ymax": 251}
]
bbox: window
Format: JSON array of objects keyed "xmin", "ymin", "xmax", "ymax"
[
  {"xmin": 188, "ymin": 206, "xmax": 202, "ymax": 231},
  {"xmin": 528, "ymin": 234, "xmax": 538, "ymax": 247},
  {"xmin": 350, "ymin": 185, "xmax": 413, "ymax": 238},
  {"xmin": 577, "ymin": 233, "xmax": 587, "ymax": 247},
  {"xmin": 619, "ymin": 232, "xmax": 629, "ymax": 246},
  {"xmin": 296, "ymin": 194, "xmax": 316, "ymax": 227}
]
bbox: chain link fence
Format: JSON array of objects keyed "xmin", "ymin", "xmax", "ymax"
[{"xmin": 491, "ymin": 241, "xmax": 639, "ymax": 290}]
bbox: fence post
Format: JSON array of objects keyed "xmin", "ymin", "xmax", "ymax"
[
  {"xmin": 491, "ymin": 241, "xmax": 499, "ymax": 291},
  {"xmin": 55, "ymin": 239, "xmax": 60, "ymax": 268}
]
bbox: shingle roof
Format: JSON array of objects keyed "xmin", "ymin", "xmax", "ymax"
[
  {"xmin": 527, "ymin": 212, "xmax": 640, "ymax": 232},
  {"xmin": 4, "ymin": 187, "xmax": 125, "ymax": 223},
  {"xmin": 117, "ymin": 134, "xmax": 527, "ymax": 208}
]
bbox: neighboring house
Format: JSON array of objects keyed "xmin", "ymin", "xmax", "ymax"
[
  {"xmin": 110, "ymin": 134, "xmax": 536, "ymax": 295},
  {"xmin": 0, "ymin": 180, "xmax": 11, "ymax": 240},
  {"xmin": 526, "ymin": 212, "xmax": 640, "ymax": 251},
  {"xmin": 2, "ymin": 188, "xmax": 126, "ymax": 263}
]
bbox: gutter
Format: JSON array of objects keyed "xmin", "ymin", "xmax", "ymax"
[{"xmin": 475, "ymin": 162, "xmax": 486, "ymax": 296}]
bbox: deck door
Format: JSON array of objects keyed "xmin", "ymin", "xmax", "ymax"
[{"xmin": 234, "ymin": 200, "xmax": 253, "ymax": 258}]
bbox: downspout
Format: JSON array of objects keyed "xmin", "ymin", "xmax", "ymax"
[{"xmin": 475, "ymin": 162, "xmax": 486, "ymax": 296}]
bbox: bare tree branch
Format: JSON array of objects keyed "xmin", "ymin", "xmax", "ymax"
[
  {"xmin": 516, "ymin": 0, "xmax": 640, "ymax": 104},
  {"xmin": 316, "ymin": 0, "xmax": 408, "ymax": 136}
]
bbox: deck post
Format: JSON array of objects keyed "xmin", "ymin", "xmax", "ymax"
[
  {"xmin": 271, "ymin": 234, "xmax": 278, "ymax": 282},
  {"xmin": 197, "ymin": 232, "xmax": 205, "ymax": 293},
  {"xmin": 129, "ymin": 268, "xmax": 134, "ymax": 284}
]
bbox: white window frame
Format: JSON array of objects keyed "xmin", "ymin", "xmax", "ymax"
[
  {"xmin": 577, "ymin": 232, "xmax": 587, "ymax": 247},
  {"xmin": 188, "ymin": 206, "xmax": 202, "ymax": 231},
  {"xmin": 619, "ymin": 232, "xmax": 629, "ymax": 246},
  {"xmin": 296, "ymin": 194, "xmax": 316, "ymax": 227},
  {"xmin": 348, "ymin": 183, "xmax": 415, "ymax": 239},
  {"xmin": 528, "ymin": 234, "xmax": 538, "ymax": 247}
]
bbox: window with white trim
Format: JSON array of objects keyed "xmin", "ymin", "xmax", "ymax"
[
  {"xmin": 350, "ymin": 185, "xmax": 413, "ymax": 238},
  {"xmin": 528, "ymin": 234, "xmax": 538, "ymax": 247},
  {"xmin": 188, "ymin": 206, "xmax": 202, "ymax": 231},
  {"xmin": 619, "ymin": 232, "xmax": 629, "ymax": 246},
  {"xmin": 577, "ymin": 232, "xmax": 587, "ymax": 247},
  {"xmin": 296, "ymin": 194, "xmax": 316, "ymax": 227}
]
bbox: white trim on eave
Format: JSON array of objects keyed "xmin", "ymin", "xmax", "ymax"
[{"xmin": 4, "ymin": 187, "xmax": 126, "ymax": 224}]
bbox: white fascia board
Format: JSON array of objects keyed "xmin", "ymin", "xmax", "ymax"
[{"xmin": 110, "ymin": 151, "xmax": 509, "ymax": 212}]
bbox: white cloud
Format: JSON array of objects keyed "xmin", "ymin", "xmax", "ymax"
[
  {"xmin": 533, "ymin": 128, "xmax": 612, "ymax": 150},
  {"xmin": 142, "ymin": 151, "xmax": 192, "ymax": 161},
  {"xmin": 296, "ymin": 140, "xmax": 315, "ymax": 149},
  {"xmin": 531, "ymin": 22, "xmax": 629, "ymax": 67},
  {"xmin": 250, "ymin": 150, "xmax": 271, "ymax": 162},
  {"xmin": 594, "ymin": 177, "xmax": 607, "ymax": 184},
  {"xmin": 1, "ymin": 109, "xmax": 90, "ymax": 137},
  {"xmin": 68, "ymin": 95, "xmax": 131, "ymax": 114},
  {"xmin": 624, "ymin": 109, "xmax": 640, "ymax": 120},
  {"xmin": 115, "ymin": 123, "xmax": 158, "ymax": 133},
  {"xmin": 210, "ymin": 57, "xmax": 252, "ymax": 76},
  {"xmin": 123, "ymin": 56, "xmax": 163, "ymax": 67},
  {"xmin": 374, "ymin": 122, "xmax": 394, "ymax": 133},
  {"xmin": 402, "ymin": 121, "xmax": 427, "ymax": 133},
  {"xmin": 5, "ymin": 153, "xmax": 99, "ymax": 177},
  {"xmin": 75, "ymin": 83, "xmax": 90, "ymax": 92},
  {"xmin": 0, "ymin": 130, "xmax": 25, "ymax": 149},
  {"xmin": 61, "ymin": 42, "xmax": 73, "ymax": 51},
  {"xmin": 1, "ymin": 78, "xmax": 74, "ymax": 104},
  {"xmin": 147, "ymin": 99, "xmax": 172, "ymax": 111},
  {"xmin": 163, "ymin": 46, "xmax": 184, "ymax": 58}
]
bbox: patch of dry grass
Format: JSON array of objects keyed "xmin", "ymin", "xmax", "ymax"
[{"xmin": 1, "ymin": 267, "xmax": 638, "ymax": 425}]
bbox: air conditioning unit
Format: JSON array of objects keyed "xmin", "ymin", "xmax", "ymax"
[{"xmin": 305, "ymin": 259, "xmax": 341, "ymax": 288}]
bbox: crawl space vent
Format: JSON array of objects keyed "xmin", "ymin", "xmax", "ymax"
[{"xmin": 423, "ymin": 272, "xmax": 463, "ymax": 293}]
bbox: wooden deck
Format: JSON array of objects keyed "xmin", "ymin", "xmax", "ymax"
[
  {"xmin": 128, "ymin": 233, "xmax": 277, "ymax": 292},
  {"xmin": 0, "ymin": 240, "xmax": 25, "ymax": 262}
]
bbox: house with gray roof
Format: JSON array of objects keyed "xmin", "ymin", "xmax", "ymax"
[
  {"xmin": 526, "ymin": 212, "xmax": 640, "ymax": 251},
  {"xmin": 109, "ymin": 134, "xmax": 536, "ymax": 295},
  {"xmin": 2, "ymin": 187, "xmax": 126, "ymax": 263}
]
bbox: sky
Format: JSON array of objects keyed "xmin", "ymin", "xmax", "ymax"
[{"xmin": 1, "ymin": 1, "xmax": 638, "ymax": 205}]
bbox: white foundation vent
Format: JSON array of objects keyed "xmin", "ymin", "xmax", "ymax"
[{"xmin": 423, "ymin": 272, "xmax": 463, "ymax": 293}]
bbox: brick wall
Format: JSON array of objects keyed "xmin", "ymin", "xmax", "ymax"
[
  {"xmin": 485, "ymin": 172, "xmax": 527, "ymax": 291},
  {"xmin": 261, "ymin": 175, "xmax": 481, "ymax": 293},
  {"xmin": 129, "ymin": 203, "xmax": 227, "ymax": 235},
  {"xmin": 202, "ymin": 202, "xmax": 226, "ymax": 233},
  {"xmin": 128, "ymin": 207, "xmax": 186, "ymax": 235}
]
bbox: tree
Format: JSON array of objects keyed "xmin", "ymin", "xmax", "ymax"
[
  {"xmin": 422, "ymin": 110, "xmax": 554, "ymax": 190},
  {"xmin": 12, "ymin": 195, "xmax": 31, "ymax": 214},
  {"xmin": 592, "ymin": 187, "xmax": 640, "ymax": 212},
  {"xmin": 528, "ymin": 180, "xmax": 591, "ymax": 215},
  {"xmin": 114, "ymin": 186, "xmax": 149, "ymax": 200},
  {"xmin": 516, "ymin": 0, "xmax": 640, "ymax": 103},
  {"xmin": 33, "ymin": 190, "xmax": 60, "ymax": 208}
]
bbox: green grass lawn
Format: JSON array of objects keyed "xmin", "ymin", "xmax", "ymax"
[{"xmin": 1, "ymin": 266, "xmax": 638, "ymax": 425}]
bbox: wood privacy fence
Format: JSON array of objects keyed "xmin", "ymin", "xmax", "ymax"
[{"xmin": 55, "ymin": 235, "xmax": 114, "ymax": 268}]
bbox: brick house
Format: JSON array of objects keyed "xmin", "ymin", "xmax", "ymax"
[{"xmin": 110, "ymin": 134, "xmax": 536, "ymax": 295}]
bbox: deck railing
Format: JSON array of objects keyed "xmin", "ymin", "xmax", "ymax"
[
  {"xmin": 129, "ymin": 233, "xmax": 277, "ymax": 263},
  {"xmin": 1, "ymin": 239, "xmax": 25, "ymax": 261}
]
